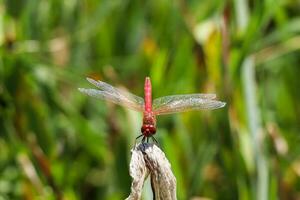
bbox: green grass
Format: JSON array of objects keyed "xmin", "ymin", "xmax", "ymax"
[{"xmin": 1, "ymin": 0, "xmax": 300, "ymax": 199}]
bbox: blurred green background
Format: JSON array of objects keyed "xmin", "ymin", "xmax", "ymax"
[{"xmin": 1, "ymin": 0, "xmax": 300, "ymax": 199}]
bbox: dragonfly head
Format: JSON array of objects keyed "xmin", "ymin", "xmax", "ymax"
[{"xmin": 141, "ymin": 124, "xmax": 156, "ymax": 137}]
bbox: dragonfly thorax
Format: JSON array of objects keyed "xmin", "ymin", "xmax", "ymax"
[{"xmin": 141, "ymin": 112, "xmax": 156, "ymax": 137}]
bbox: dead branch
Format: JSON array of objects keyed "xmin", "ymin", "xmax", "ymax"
[{"xmin": 126, "ymin": 143, "xmax": 177, "ymax": 200}]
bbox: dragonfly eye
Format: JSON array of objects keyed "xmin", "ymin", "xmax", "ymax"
[{"xmin": 141, "ymin": 124, "xmax": 156, "ymax": 136}]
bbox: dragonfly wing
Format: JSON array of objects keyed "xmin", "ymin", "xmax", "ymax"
[
  {"xmin": 153, "ymin": 94, "xmax": 225, "ymax": 115},
  {"xmin": 153, "ymin": 94, "xmax": 217, "ymax": 110},
  {"xmin": 78, "ymin": 88, "xmax": 144, "ymax": 112},
  {"xmin": 86, "ymin": 78, "xmax": 144, "ymax": 106}
]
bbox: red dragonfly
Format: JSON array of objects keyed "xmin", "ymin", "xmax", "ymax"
[{"xmin": 79, "ymin": 77, "xmax": 225, "ymax": 143}]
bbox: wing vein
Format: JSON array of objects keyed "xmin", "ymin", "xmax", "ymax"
[
  {"xmin": 153, "ymin": 94, "xmax": 225, "ymax": 115},
  {"xmin": 78, "ymin": 78, "xmax": 144, "ymax": 112}
]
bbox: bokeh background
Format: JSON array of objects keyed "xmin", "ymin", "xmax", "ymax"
[{"xmin": 1, "ymin": 0, "xmax": 300, "ymax": 199}]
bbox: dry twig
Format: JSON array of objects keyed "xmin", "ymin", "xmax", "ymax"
[{"xmin": 126, "ymin": 143, "xmax": 177, "ymax": 200}]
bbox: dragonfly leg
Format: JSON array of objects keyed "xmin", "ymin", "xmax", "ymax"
[
  {"xmin": 141, "ymin": 136, "xmax": 147, "ymax": 150},
  {"xmin": 146, "ymin": 137, "xmax": 149, "ymax": 143},
  {"xmin": 141, "ymin": 136, "xmax": 146, "ymax": 143},
  {"xmin": 151, "ymin": 136, "xmax": 159, "ymax": 146},
  {"xmin": 134, "ymin": 134, "xmax": 144, "ymax": 148}
]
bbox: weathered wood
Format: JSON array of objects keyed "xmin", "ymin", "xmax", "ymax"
[{"xmin": 126, "ymin": 143, "xmax": 177, "ymax": 200}]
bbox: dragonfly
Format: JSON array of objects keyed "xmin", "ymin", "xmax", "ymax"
[{"xmin": 78, "ymin": 77, "xmax": 226, "ymax": 143}]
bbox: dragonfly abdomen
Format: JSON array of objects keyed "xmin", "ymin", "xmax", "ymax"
[{"xmin": 144, "ymin": 77, "xmax": 152, "ymax": 112}]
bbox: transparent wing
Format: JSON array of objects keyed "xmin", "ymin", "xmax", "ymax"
[
  {"xmin": 153, "ymin": 94, "xmax": 226, "ymax": 115},
  {"xmin": 78, "ymin": 78, "xmax": 144, "ymax": 112}
]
